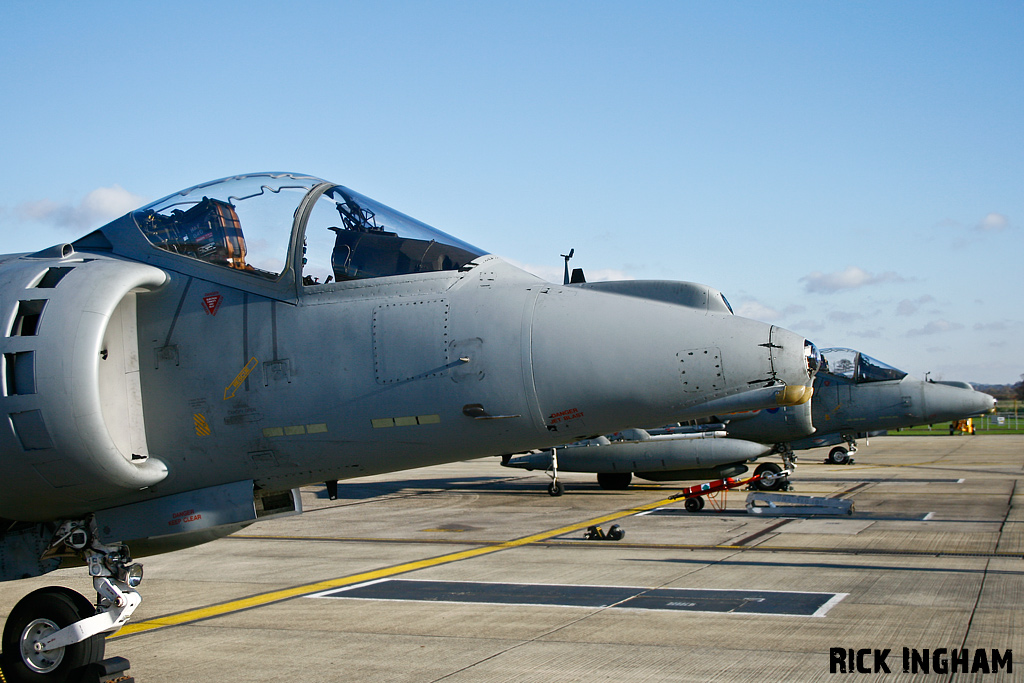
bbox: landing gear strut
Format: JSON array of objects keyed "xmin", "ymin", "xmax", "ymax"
[
  {"xmin": 778, "ymin": 445, "xmax": 798, "ymax": 472},
  {"xmin": 1, "ymin": 519, "xmax": 142, "ymax": 683},
  {"xmin": 545, "ymin": 447, "xmax": 564, "ymax": 496}
]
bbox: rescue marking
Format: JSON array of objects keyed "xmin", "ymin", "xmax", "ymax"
[
  {"xmin": 224, "ymin": 357, "xmax": 259, "ymax": 400},
  {"xmin": 111, "ymin": 494, "xmax": 682, "ymax": 639},
  {"xmin": 193, "ymin": 413, "xmax": 211, "ymax": 437},
  {"xmin": 202, "ymin": 292, "xmax": 223, "ymax": 316}
]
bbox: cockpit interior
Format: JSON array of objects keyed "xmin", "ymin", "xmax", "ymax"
[
  {"xmin": 819, "ymin": 347, "xmax": 908, "ymax": 383},
  {"xmin": 129, "ymin": 173, "xmax": 486, "ymax": 287}
]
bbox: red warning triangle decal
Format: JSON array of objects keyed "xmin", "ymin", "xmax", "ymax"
[{"xmin": 202, "ymin": 292, "xmax": 223, "ymax": 316}]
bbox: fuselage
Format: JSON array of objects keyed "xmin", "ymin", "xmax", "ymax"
[{"xmin": 0, "ymin": 173, "xmax": 819, "ymax": 524}]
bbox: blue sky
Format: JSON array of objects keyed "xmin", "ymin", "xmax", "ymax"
[{"xmin": 1, "ymin": 1, "xmax": 1021, "ymax": 384}]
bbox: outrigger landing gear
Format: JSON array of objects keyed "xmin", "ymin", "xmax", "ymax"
[
  {"xmin": 1, "ymin": 519, "xmax": 142, "ymax": 683},
  {"xmin": 545, "ymin": 447, "xmax": 564, "ymax": 496}
]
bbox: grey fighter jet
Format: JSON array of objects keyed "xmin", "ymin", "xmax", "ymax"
[
  {"xmin": 504, "ymin": 346, "xmax": 995, "ymax": 491},
  {"xmin": 728, "ymin": 347, "xmax": 997, "ymax": 464},
  {"xmin": 0, "ymin": 172, "xmax": 820, "ymax": 680}
]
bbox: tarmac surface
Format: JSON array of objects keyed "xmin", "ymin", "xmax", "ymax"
[{"xmin": 2, "ymin": 434, "xmax": 1023, "ymax": 682}]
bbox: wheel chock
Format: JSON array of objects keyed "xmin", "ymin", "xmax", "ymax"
[
  {"xmin": 583, "ymin": 524, "xmax": 625, "ymax": 541},
  {"xmin": 82, "ymin": 656, "xmax": 134, "ymax": 683}
]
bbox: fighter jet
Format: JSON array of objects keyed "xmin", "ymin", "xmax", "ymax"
[
  {"xmin": 504, "ymin": 346, "xmax": 995, "ymax": 491},
  {"xmin": 728, "ymin": 347, "xmax": 998, "ymax": 464},
  {"xmin": 0, "ymin": 172, "xmax": 820, "ymax": 680}
]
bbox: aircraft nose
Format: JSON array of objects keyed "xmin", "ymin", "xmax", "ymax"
[
  {"xmin": 922, "ymin": 383, "xmax": 997, "ymax": 422},
  {"xmin": 527, "ymin": 288, "xmax": 815, "ymax": 436}
]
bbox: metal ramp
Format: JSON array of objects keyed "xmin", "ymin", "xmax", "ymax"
[{"xmin": 745, "ymin": 492, "xmax": 854, "ymax": 516}]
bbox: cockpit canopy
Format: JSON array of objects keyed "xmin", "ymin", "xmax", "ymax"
[
  {"xmin": 130, "ymin": 172, "xmax": 486, "ymax": 285},
  {"xmin": 819, "ymin": 347, "xmax": 907, "ymax": 383}
]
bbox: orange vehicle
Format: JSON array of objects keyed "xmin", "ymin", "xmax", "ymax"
[{"xmin": 950, "ymin": 418, "xmax": 975, "ymax": 435}]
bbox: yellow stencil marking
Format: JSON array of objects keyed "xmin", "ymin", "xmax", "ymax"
[
  {"xmin": 193, "ymin": 413, "xmax": 211, "ymax": 437},
  {"xmin": 224, "ymin": 357, "xmax": 259, "ymax": 400},
  {"xmin": 371, "ymin": 414, "xmax": 441, "ymax": 428}
]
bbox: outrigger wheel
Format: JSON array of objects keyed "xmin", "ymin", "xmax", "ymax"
[
  {"xmin": 1, "ymin": 586, "xmax": 105, "ymax": 683},
  {"xmin": 752, "ymin": 462, "xmax": 789, "ymax": 492},
  {"xmin": 547, "ymin": 480, "xmax": 564, "ymax": 496}
]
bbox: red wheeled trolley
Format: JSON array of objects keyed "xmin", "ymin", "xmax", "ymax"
[{"xmin": 670, "ymin": 469, "xmax": 792, "ymax": 512}]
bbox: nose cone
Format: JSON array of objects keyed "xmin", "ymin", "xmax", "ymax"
[
  {"xmin": 922, "ymin": 382, "xmax": 997, "ymax": 422},
  {"xmin": 527, "ymin": 287, "xmax": 814, "ymax": 437}
]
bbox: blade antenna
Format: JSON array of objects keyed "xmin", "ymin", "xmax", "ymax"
[{"xmin": 561, "ymin": 248, "xmax": 574, "ymax": 285}]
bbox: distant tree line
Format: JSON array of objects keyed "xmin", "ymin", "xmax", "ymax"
[{"xmin": 973, "ymin": 376, "xmax": 1024, "ymax": 400}]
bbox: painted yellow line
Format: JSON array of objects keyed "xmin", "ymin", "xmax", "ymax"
[{"xmin": 112, "ymin": 495, "xmax": 679, "ymax": 639}]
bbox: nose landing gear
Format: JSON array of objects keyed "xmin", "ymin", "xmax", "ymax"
[
  {"xmin": 1, "ymin": 520, "xmax": 142, "ymax": 683},
  {"xmin": 827, "ymin": 439, "xmax": 857, "ymax": 465}
]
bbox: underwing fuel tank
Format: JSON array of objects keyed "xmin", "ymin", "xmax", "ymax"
[{"xmin": 503, "ymin": 432, "xmax": 772, "ymax": 474}]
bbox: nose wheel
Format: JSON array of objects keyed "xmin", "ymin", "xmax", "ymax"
[
  {"xmin": 751, "ymin": 462, "xmax": 791, "ymax": 492},
  {"xmin": 1, "ymin": 587, "xmax": 105, "ymax": 682},
  {"xmin": 827, "ymin": 440, "xmax": 857, "ymax": 465}
]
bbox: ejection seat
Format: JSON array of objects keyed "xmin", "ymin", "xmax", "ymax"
[{"xmin": 138, "ymin": 197, "xmax": 248, "ymax": 271}]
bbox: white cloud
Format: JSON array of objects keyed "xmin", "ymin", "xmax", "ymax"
[
  {"xmin": 974, "ymin": 321, "xmax": 1008, "ymax": 332},
  {"xmin": 790, "ymin": 318, "xmax": 825, "ymax": 333},
  {"xmin": 734, "ymin": 300, "xmax": 781, "ymax": 321},
  {"xmin": 800, "ymin": 266, "xmax": 905, "ymax": 293},
  {"xmin": 907, "ymin": 320, "xmax": 965, "ymax": 337},
  {"xmin": 895, "ymin": 294, "xmax": 936, "ymax": 316},
  {"xmin": 828, "ymin": 310, "xmax": 865, "ymax": 323},
  {"xmin": 974, "ymin": 213, "xmax": 1009, "ymax": 233},
  {"xmin": 13, "ymin": 185, "xmax": 147, "ymax": 231}
]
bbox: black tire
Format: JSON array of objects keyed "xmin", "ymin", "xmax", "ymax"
[
  {"xmin": 684, "ymin": 497, "xmax": 702, "ymax": 512},
  {"xmin": 752, "ymin": 462, "xmax": 788, "ymax": 492},
  {"xmin": 607, "ymin": 525, "xmax": 625, "ymax": 541},
  {"xmin": 596, "ymin": 472, "xmax": 632, "ymax": 490},
  {"xmin": 547, "ymin": 481, "xmax": 564, "ymax": 496},
  {"xmin": 1, "ymin": 587, "xmax": 104, "ymax": 683},
  {"xmin": 828, "ymin": 447, "xmax": 849, "ymax": 465}
]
